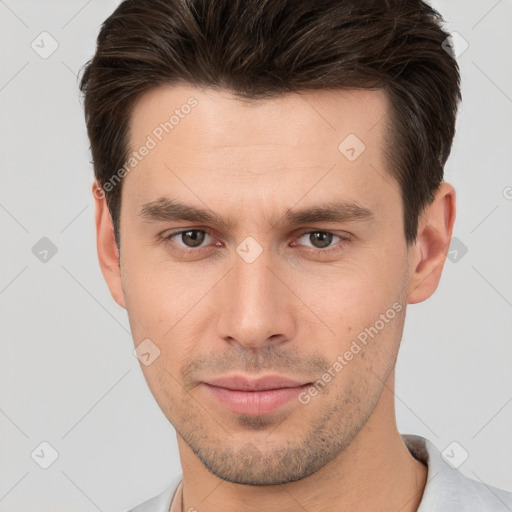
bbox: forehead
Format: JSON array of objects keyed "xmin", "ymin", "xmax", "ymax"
[
  {"xmin": 124, "ymin": 84, "xmax": 395, "ymax": 221},
  {"xmin": 128, "ymin": 84, "xmax": 390, "ymax": 165}
]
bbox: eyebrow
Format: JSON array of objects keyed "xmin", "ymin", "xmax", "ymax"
[{"xmin": 138, "ymin": 197, "xmax": 374, "ymax": 229}]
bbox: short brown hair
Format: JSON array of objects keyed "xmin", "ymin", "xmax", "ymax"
[{"xmin": 80, "ymin": 0, "xmax": 461, "ymax": 245}]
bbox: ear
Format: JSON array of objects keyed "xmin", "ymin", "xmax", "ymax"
[
  {"xmin": 407, "ymin": 182, "xmax": 456, "ymax": 304},
  {"xmin": 92, "ymin": 181, "xmax": 126, "ymax": 309}
]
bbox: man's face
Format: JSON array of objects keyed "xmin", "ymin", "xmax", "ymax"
[{"xmin": 116, "ymin": 85, "xmax": 413, "ymax": 484}]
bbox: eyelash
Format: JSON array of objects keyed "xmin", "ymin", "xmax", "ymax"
[{"xmin": 160, "ymin": 228, "xmax": 350, "ymax": 256}]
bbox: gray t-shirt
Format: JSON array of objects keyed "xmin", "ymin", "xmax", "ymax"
[{"xmin": 127, "ymin": 434, "xmax": 512, "ymax": 511}]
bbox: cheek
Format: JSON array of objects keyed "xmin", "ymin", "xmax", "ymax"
[
  {"xmin": 138, "ymin": 359, "xmax": 185, "ymax": 423},
  {"xmin": 121, "ymin": 245, "xmax": 201, "ymax": 335},
  {"xmin": 121, "ymin": 251, "xmax": 212, "ymax": 387},
  {"xmin": 286, "ymin": 246, "xmax": 408, "ymax": 374},
  {"xmin": 290, "ymin": 252, "xmax": 406, "ymax": 327}
]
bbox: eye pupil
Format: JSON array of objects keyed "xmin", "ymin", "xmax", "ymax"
[
  {"xmin": 182, "ymin": 230, "xmax": 205, "ymax": 247},
  {"xmin": 310, "ymin": 232, "xmax": 332, "ymax": 248}
]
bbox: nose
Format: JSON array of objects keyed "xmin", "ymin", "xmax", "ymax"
[{"xmin": 216, "ymin": 247, "xmax": 297, "ymax": 350}]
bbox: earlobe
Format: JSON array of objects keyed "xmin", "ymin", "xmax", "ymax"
[
  {"xmin": 407, "ymin": 182, "xmax": 456, "ymax": 305},
  {"xmin": 92, "ymin": 181, "xmax": 126, "ymax": 309}
]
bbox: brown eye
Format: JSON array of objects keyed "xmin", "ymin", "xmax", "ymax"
[
  {"xmin": 178, "ymin": 230, "xmax": 207, "ymax": 247},
  {"xmin": 298, "ymin": 231, "xmax": 340, "ymax": 249},
  {"xmin": 163, "ymin": 229, "xmax": 213, "ymax": 250},
  {"xmin": 308, "ymin": 232, "xmax": 333, "ymax": 249}
]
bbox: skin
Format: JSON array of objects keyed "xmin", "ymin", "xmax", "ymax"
[{"xmin": 94, "ymin": 84, "xmax": 455, "ymax": 512}]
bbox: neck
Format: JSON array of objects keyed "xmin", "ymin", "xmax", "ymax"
[{"xmin": 175, "ymin": 373, "xmax": 427, "ymax": 512}]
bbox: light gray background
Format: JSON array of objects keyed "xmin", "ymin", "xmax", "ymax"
[{"xmin": 1, "ymin": 1, "xmax": 511, "ymax": 511}]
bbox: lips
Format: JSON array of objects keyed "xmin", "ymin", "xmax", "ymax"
[
  {"xmin": 206, "ymin": 375, "xmax": 308, "ymax": 391},
  {"xmin": 202, "ymin": 374, "xmax": 311, "ymax": 416}
]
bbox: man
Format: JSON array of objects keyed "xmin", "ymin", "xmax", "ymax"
[{"xmin": 80, "ymin": 0, "xmax": 512, "ymax": 511}]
